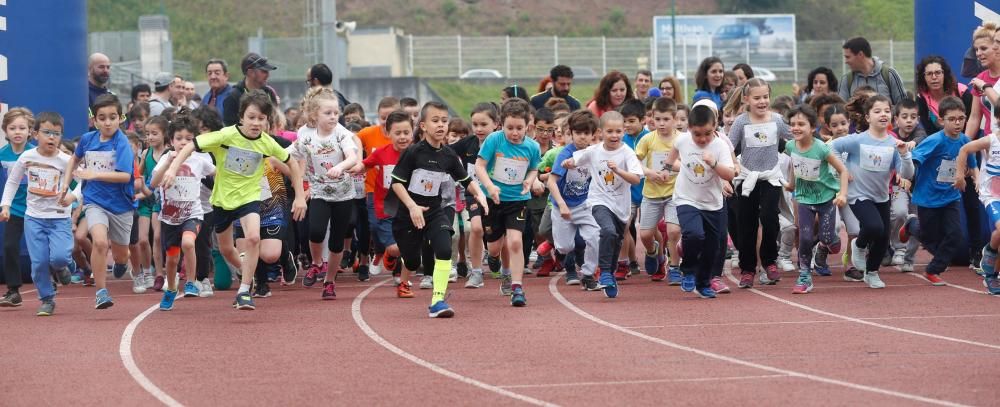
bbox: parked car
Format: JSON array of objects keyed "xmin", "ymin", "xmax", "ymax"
[
  {"xmin": 712, "ymin": 23, "xmax": 760, "ymax": 53},
  {"xmin": 460, "ymin": 69, "xmax": 503, "ymax": 79},
  {"xmin": 751, "ymin": 66, "xmax": 777, "ymax": 81}
]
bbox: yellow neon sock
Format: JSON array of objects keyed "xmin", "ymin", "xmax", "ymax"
[{"xmin": 432, "ymin": 258, "xmax": 451, "ymax": 304}]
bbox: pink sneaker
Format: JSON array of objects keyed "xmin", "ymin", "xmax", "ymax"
[
  {"xmin": 710, "ymin": 276, "xmax": 730, "ymax": 294},
  {"xmin": 303, "ymin": 264, "xmax": 321, "ymax": 287}
]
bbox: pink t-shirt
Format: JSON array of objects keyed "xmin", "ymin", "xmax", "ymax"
[{"xmin": 972, "ymin": 70, "xmax": 1000, "ymax": 136}]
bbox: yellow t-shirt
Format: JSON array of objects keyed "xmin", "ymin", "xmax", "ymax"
[
  {"xmin": 194, "ymin": 125, "xmax": 290, "ymax": 210},
  {"xmin": 635, "ymin": 130, "xmax": 678, "ymax": 198}
]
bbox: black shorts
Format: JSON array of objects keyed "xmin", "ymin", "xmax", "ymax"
[
  {"xmin": 483, "ymin": 200, "xmax": 527, "ymax": 243},
  {"xmin": 234, "ymin": 223, "xmax": 284, "ymax": 240},
  {"xmin": 161, "ymin": 219, "xmax": 203, "ymax": 256},
  {"xmin": 465, "ymin": 195, "xmax": 483, "ymax": 218},
  {"xmin": 393, "ymin": 206, "xmax": 452, "ymax": 259},
  {"xmin": 212, "ymin": 201, "xmax": 260, "ymax": 233}
]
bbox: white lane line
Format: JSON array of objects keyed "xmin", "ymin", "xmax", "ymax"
[
  {"xmin": 624, "ymin": 313, "xmax": 1000, "ymax": 330},
  {"xmin": 899, "ymin": 269, "xmax": 987, "ymax": 295},
  {"xmin": 548, "ymin": 275, "xmax": 970, "ymax": 407},
  {"xmin": 120, "ymin": 303, "xmax": 184, "ymax": 407},
  {"xmin": 500, "ymin": 374, "xmax": 789, "ymax": 389},
  {"xmin": 723, "ymin": 269, "xmax": 1000, "ymax": 351},
  {"xmin": 352, "ymin": 278, "xmax": 557, "ymax": 407}
]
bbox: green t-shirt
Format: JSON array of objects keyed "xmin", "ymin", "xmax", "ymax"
[
  {"xmin": 786, "ymin": 140, "xmax": 839, "ymax": 205},
  {"xmin": 194, "ymin": 125, "xmax": 290, "ymax": 210},
  {"xmin": 538, "ymin": 146, "xmax": 565, "ymax": 208}
]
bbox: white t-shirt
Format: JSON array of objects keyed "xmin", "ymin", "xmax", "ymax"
[
  {"xmin": 572, "ymin": 143, "xmax": 644, "ymax": 223},
  {"xmin": 0, "ymin": 149, "xmax": 73, "ymax": 219},
  {"xmin": 672, "ymin": 133, "xmax": 735, "ymax": 211},
  {"xmin": 291, "ymin": 124, "xmax": 358, "ymax": 202},
  {"xmin": 154, "ymin": 152, "xmax": 216, "ymax": 225}
]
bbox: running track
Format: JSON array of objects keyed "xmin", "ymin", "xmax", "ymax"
[{"xmin": 3, "ymin": 256, "xmax": 998, "ymax": 406}]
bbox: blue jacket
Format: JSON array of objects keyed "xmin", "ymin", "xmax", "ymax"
[{"xmin": 203, "ymin": 83, "xmax": 233, "ymax": 120}]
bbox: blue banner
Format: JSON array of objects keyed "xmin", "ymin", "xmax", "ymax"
[{"xmin": 915, "ymin": 0, "xmax": 1000, "ymax": 80}]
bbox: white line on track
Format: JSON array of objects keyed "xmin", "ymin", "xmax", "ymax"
[
  {"xmin": 352, "ymin": 278, "xmax": 557, "ymax": 407},
  {"xmin": 623, "ymin": 313, "xmax": 1000, "ymax": 329},
  {"xmin": 723, "ymin": 269, "xmax": 1000, "ymax": 351},
  {"xmin": 500, "ymin": 374, "xmax": 789, "ymax": 389},
  {"xmin": 120, "ymin": 303, "xmax": 184, "ymax": 407},
  {"xmin": 548, "ymin": 275, "xmax": 971, "ymax": 407},
  {"xmin": 898, "ymin": 268, "xmax": 987, "ymax": 294}
]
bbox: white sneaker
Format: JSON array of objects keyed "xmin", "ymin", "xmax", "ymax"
[
  {"xmin": 419, "ymin": 275, "xmax": 433, "ymax": 289},
  {"xmin": 449, "ymin": 267, "xmax": 458, "ymax": 283},
  {"xmin": 777, "ymin": 257, "xmax": 796, "ymax": 272},
  {"xmin": 393, "ymin": 276, "xmax": 402, "ymax": 285},
  {"xmin": 465, "ymin": 270, "xmax": 485, "ymax": 288},
  {"xmin": 864, "ymin": 271, "xmax": 886, "ymax": 289},
  {"xmin": 370, "ymin": 260, "xmax": 383, "ymax": 276},
  {"xmin": 143, "ymin": 267, "xmax": 155, "ymax": 289},
  {"xmin": 850, "ymin": 238, "xmax": 868, "ymax": 271},
  {"xmin": 900, "ymin": 263, "xmax": 914, "ymax": 273},
  {"xmin": 731, "ymin": 250, "xmax": 740, "ymax": 268},
  {"xmin": 199, "ymin": 278, "xmax": 214, "ymax": 297},
  {"xmin": 891, "ymin": 252, "xmax": 904, "ymax": 266},
  {"xmin": 131, "ymin": 268, "xmax": 147, "ymax": 294}
]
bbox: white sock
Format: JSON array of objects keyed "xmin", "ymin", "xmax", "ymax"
[{"xmin": 239, "ymin": 283, "xmax": 251, "ymax": 293}]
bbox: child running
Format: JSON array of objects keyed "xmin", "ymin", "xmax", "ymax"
[
  {"xmin": 956, "ymin": 102, "xmax": 1000, "ymax": 295},
  {"xmin": 0, "ymin": 108, "xmax": 37, "ymax": 307},
  {"xmin": 636, "ymin": 97, "xmax": 682, "ymax": 284}
]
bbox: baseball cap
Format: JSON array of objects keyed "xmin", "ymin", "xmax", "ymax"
[
  {"xmin": 153, "ymin": 72, "xmax": 173, "ymax": 91},
  {"xmin": 241, "ymin": 53, "xmax": 277, "ymax": 74}
]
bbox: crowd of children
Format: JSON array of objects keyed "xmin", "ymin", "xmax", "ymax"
[{"xmin": 5, "ymin": 34, "xmax": 1000, "ymax": 318}]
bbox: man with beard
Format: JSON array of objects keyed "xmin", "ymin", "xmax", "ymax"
[
  {"xmin": 223, "ymin": 52, "xmax": 278, "ymax": 126},
  {"xmin": 88, "ymin": 53, "xmax": 112, "ymax": 109},
  {"xmin": 531, "ymin": 65, "xmax": 580, "ymax": 111},
  {"xmin": 202, "ymin": 59, "xmax": 233, "ymax": 119}
]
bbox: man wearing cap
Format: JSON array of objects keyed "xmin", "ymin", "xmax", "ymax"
[
  {"xmin": 223, "ymin": 52, "xmax": 279, "ymax": 126},
  {"xmin": 306, "ymin": 63, "xmax": 351, "ymax": 114},
  {"xmin": 149, "ymin": 72, "xmax": 175, "ymax": 117},
  {"xmin": 88, "ymin": 53, "xmax": 113, "ymax": 108}
]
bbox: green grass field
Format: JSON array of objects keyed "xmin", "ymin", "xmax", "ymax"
[{"xmin": 428, "ymin": 80, "xmax": 797, "ymax": 119}]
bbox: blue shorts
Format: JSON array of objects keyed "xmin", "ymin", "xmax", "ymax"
[
  {"xmin": 987, "ymin": 201, "xmax": 1000, "ymax": 230},
  {"xmin": 375, "ymin": 217, "xmax": 396, "ymax": 247}
]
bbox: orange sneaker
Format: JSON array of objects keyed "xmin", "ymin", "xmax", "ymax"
[
  {"xmin": 397, "ymin": 281, "xmax": 414, "ymax": 298},
  {"xmin": 925, "ymin": 272, "xmax": 946, "ymax": 286}
]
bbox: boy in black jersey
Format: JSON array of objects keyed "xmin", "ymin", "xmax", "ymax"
[{"xmin": 391, "ymin": 102, "xmax": 489, "ymax": 318}]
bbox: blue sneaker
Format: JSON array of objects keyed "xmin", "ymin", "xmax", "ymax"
[
  {"xmin": 681, "ymin": 274, "xmax": 696, "ymax": 292},
  {"xmin": 112, "ymin": 263, "xmax": 128, "ymax": 279},
  {"xmin": 235, "ymin": 292, "xmax": 256, "ymax": 310},
  {"xmin": 603, "ymin": 279, "xmax": 619, "ymax": 298},
  {"xmin": 159, "ymin": 290, "xmax": 177, "ymax": 311},
  {"xmin": 644, "ymin": 242, "xmax": 660, "ymax": 275},
  {"xmin": 95, "ymin": 288, "xmax": 114, "ymax": 309},
  {"xmin": 599, "ymin": 268, "xmax": 616, "ymax": 289},
  {"xmin": 510, "ymin": 287, "xmax": 526, "ymax": 307},
  {"xmin": 981, "ymin": 247, "xmax": 997, "ymax": 276},
  {"xmin": 814, "ymin": 266, "xmax": 832, "ymax": 277},
  {"xmin": 428, "ymin": 300, "xmax": 455, "ymax": 318},
  {"xmin": 696, "ymin": 286, "xmax": 717, "ymax": 298},
  {"xmin": 985, "ymin": 275, "xmax": 1000, "ymax": 295},
  {"xmin": 183, "ymin": 281, "xmax": 200, "ymax": 298},
  {"xmin": 667, "ymin": 267, "xmax": 683, "ymax": 286}
]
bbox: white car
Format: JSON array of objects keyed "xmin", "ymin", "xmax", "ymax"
[
  {"xmin": 460, "ymin": 69, "xmax": 503, "ymax": 79},
  {"xmin": 751, "ymin": 66, "xmax": 777, "ymax": 81}
]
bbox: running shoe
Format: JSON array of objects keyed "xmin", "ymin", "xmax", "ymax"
[
  {"xmin": 303, "ymin": 264, "xmax": 321, "ymax": 287},
  {"xmin": 536, "ymin": 240, "xmax": 553, "ymax": 257},
  {"xmin": 900, "ymin": 263, "xmax": 914, "ymax": 273},
  {"xmin": 112, "ymin": 263, "xmax": 128, "ymax": 279},
  {"xmin": 449, "ymin": 267, "xmax": 458, "ymax": 283},
  {"xmin": 153, "ymin": 275, "xmax": 165, "ymax": 292},
  {"xmin": 650, "ymin": 262, "xmax": 667, "ymax": 282},
  {"xmin": 776, "ymin": 257, "xmax": 795, "ymax": 273},
  {"xmin": 814, "ymin": 266, "xmax": 832, "ymax": 277},
  {"xmin": 681, "ymin": 274, "xmax": 696, "ymax": 292},
  {"xmin": 159, "ymin": 290, "xmax": 177, "ymax": 311},
  {"xmin": 131, "ymin": 268, "xmax": 147, "ymax": 294},
  {"xmin": 985, "ymin": 275, "xmax": 1000, "ymax": 295},
  {"xmin": 253, "ymin": 283, "xmax": 272, "ymax": 298},
  {"xmin": 420, "ymin": 275, "xmax": 433, "ymax": 289},
  {"xmin": 36, "ymin": 300, "xmax": 55, "ymax": 316},
  {"xmin": 628, "ymin": 261, "xmax": 640, "ymax": 276},
  {"xmin": 397, "ymin": 281, "xmax": 414, "ymax": 298},
  {"xmin": 891, "ymin": 252, "xmax": 905, "ymax": 266},
  {"xmin": 581, "ymin": 274, "xmax": 601, "ymax": 291},
  {"xmin": 428, "ymin": 300, "xmax": 455, "ymax": 318},
  {"xmin": 614, "ymin": 261, "xmax": 629, "ymax": 281},
  {"xmin": 235, "ymin": 292, "xmax": 255, "ymax": 310},
  {"xmin": 487, "ymin": 255, "xmax": 501, "ymax": 278},
  {"xmin": 792, "ymin": 273, "xmax": 813, "ymax": 294},
  {"xmin": 465, "ymin": 270, "xmax": 485, "ymax": 288},
  {"xmin": 536, "ymin": 258, "xmax": 555, "ymax": 277},
  {"xmin": 199, "ymin": 278, "xmax": 214, "ymax": 297},
  {"xmin": 696, "ymin": 286, "xmax": 717, "ymax": 298},
  {"xmin": 357, "ymin": 264, "xmax": 370, "ymax": 282},
  {"xmin": 456, "ymin": 262, "xmax": 469, "ymax": 278},
  {"xmin": 850, "ymin": 238, "xmax": 868, "ymax": 272},
  {"xmin": 83, "ymin": 268, "xmax": 94, "ymax": 286},
  {"xmin": 710, "ymin": 276, "xmax": 730, "ymax": 294},
  {"xmin": 925, "ymin": 272, "xmax": 946, "ymax": 286},
  {"xmin": 95, "ymin": 288, "xmax": 114, "ymax": 309},
  {"xmin": 981, "ymin": 247, "xmax": 997, "ymax": 277},
  {"xmin": 183, "ymin": 281, "xmax": 200, "ymax": 298},
  {"xmin": 565, "ymin": 269, "xmax": 581, "ymax": 285},
  {"xmin": 644, "ymin": 243, "xmax": 661, "ymax": 277},
  {"xmin": 864, "ymin": 271, "xmax": 886, "ymax": 289},
  {"xmin": 763, "ymin": 264, "xmax": 781, "ymax": 284},
  {"xmin": 370, "ymin": 254, "xmax": 384, "ymax": 276},
  {"xmin": 55, "ymin": 265, "xmax": 72, "ymax": 286},
  {"xmin": 738, "ymin": 272, "xmax": 754, "ymax": 289},
  {"xmin": 322, "ymin": 281, "xmax": 337, "ymax": 300},
  {"xmin": 0, "ymin": 290, "xmax": 22, "ymax": 307},
  {"xmin": 510, "ymin": 286, "xmax": 526, "ymax": 307},
  {"xmin": 824, "ymin": 240, "xmax": 842, "ymax": 255},
  {"xmin": 602, "ymin": 275, "xmax": 619, "ymax": 299},
  {"xmin": 499, "ymin": 274, "xmax": 513, "ymax": 296},
  {"xmin": 283, "ymin": 251, "xmax": 298, "ymax": 284},
  {"xmin": 843, "ymin": 267, "xmax": 864, "ymax": 282},
  {"xmin": 667, "ymin": 266, "xmax": 683, "ymax": 286},
  {"xmin": 899, "ymin": 215, "xmax": 915, "ymax": 243}
]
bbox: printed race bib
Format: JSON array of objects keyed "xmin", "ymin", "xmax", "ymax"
[
  {"xmin": 492, "ymin": 156, "xmax": 529, "ymax": 185},
  {"xmin": 651, "ymin": 151, "xmax": 671, "ymax": 172},
  {"xmin": 563, "ymin": 167, "xmax": 590, "ymax": 197},
  {"xmin": 407, "ymin": 168, "xmax": 443, "ymax": 197},
  {"xmin": 467, "ymin": 163, "xmax": 482, "ymax": 185},
  {"xmin": 743, "ymin": 122, "xmax": 778, "ymax": 148},
  {"xmin": 352, "ymin": 173, "xmax": 365, "ymax": 197},
  {"xmin": 259, "ymin": 176, "xmax": 273, "ymax": 201},
  {"xmin": 383, "ymin": 165, "xmax": 396, "ymax": 189},
  {"xmin": 596, "ymin": 161, "xmax": 620, "ymax": 190},
  {"xmin": 312, "ymin": 153, "xmax": 343, "ymax": 179},
  {"xmin": 791, "ymin": 154, "xmax": 822, "ymax": 182},
  {"xmin": 165, "ymin": 176, "xmax": 200, "ymax": 202},
  {"xmin": 859, "ymin": 144, "xmax": 893, "ymax": 172},
  {"xmin": 26, "ymin": 166, "xmax": 61, "ymax": 196},
  {"xmin": 85, "ymin": 151, "xmax": 115, "ymax": 173},
  {"xmin": 936, "ymin": 159, "xmax": 958, "ymax": 184},
  {"xmin": 224, "ymin": 147, "xmax": 262, "ymax": 176}
]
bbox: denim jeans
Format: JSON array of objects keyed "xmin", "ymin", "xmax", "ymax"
[{"xmin": 25, "ymin": 217, "xmax": 73, "ymax": 301}]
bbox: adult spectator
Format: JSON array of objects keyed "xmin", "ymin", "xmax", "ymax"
[
  {"xmin": 916, "ymin": 56, "xmax": 971, "ymax": 134},
  {"xmin": 501, "ymin": 85, "xmax": 530, "ymax": 103},
  {"xmin": 223, "ymin": 52, "xmax": 278, "ymax": 126},
  {"xmin": 184, "ymin": 81, "xmax": 201, "ymax": 107},
  {"xmin": 965, "ymin": 23, "xmax": 1000, "ymax": 139},
  {"xmin": 837, "ymin": 37, "xmax": 906, "ymax": 104},
  {"xmin": 202, "ymin": 58, "xmax": 233, "ymax": 120},
  {"xmin": 692, "ymin": 57, "xmax": 725, "ymax": 110},
  {"xmin": 130, "ymin": 84, "xmax": 151, "ymax": 104},
  {"xmin": 658, "ymin": 76, "xmax": 682, "ymax": 104},
  {"xmin": 586, "ymin": 70, "xmax": 635, "ymax": 117},
  {"xmin": 306, "ymin": 63, "xmax": 351, "ymax": 113},
  {"xmin": 530, "ymin": 65, "xmax": 581, "ymax": 111},
  {"xmin": 731, "ymin": 63, "xmax": 754, "ymax": 87},
  {"xmin": 634, "ymin": 69, "xmax": 653, "ymax": 100},
  {"xmin": 149, "ymin": 73, "xmax": 175, "ymax": 117},
  {"xmin": 170, "ymin": 76, "xmax": 194, "ymax": 109},
  {"xmin": 536, "ymin": 77, "xmax": 552, "ymax": 93},
  {"xmin": 795, "ymin": 67, "xmax": 839, "ymax": 103},
  {"xmin": 88, "ymin": 53, "xmax": 112, "ymax": 108}
]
